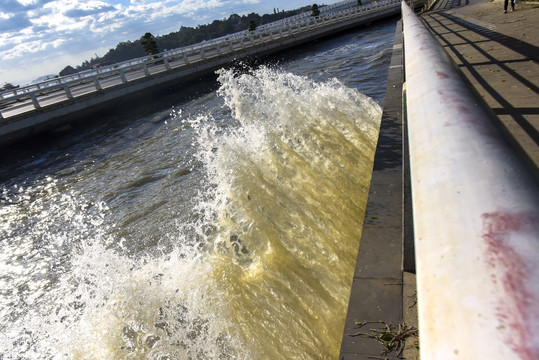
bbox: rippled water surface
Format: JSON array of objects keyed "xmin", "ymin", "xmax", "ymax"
[{"xmin": 0, "ymin": 20, "xmax": 396, "ymax": 359}]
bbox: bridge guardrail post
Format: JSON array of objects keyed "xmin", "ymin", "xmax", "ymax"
[
  {"xmin": 119, "ymin": 69, "xmax": 128, "ymax": 83},
  {"xmin": 92, "ymin": 76, "xmax": 102, "ymax": 91},
  {"xmin": 63, "ymin": 84, "xmax": 73, "ymax": 99},
  {"xmin": 30, "ymin": 93, "xmax": 40, "ymax": 109}
]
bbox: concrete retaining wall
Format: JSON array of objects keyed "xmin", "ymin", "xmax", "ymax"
[{"xmin": 339, "ymin": 18, "xmax": 417, "ymax": 359}]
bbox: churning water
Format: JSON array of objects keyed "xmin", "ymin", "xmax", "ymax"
[{"xmin": 0, "ymin": 20, "xmax": 396, "ymax": 359}]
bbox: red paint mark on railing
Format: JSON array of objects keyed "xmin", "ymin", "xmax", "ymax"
[
  {"xmin": 482, "ymin": 211, "xmax": 539, "ymax": 360},
  {"xmin": 436, "ymin": 71, "xmax": 449, "ymax": 79}
]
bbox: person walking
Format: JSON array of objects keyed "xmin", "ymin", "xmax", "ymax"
[{"xmin": 504, "ymin": 0, "xmax": 515, "ymax": 13}]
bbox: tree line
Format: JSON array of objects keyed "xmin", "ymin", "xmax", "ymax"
[{"xmin": 66, "ymin": 6, "xmax": 313, "ymax": 74}]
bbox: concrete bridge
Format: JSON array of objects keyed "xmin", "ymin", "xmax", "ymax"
[{"xmin": 0, "ymin": 0, "xmax": 405, "ymax": 147}]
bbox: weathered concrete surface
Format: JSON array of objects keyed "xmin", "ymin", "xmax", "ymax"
[
  {"xmin": 339, "ymin": 19, "xmax": 419, "ymax": 359},
  {"xmin": 422, "ymin": 0, "xmax": 539, "ymax": 176}
]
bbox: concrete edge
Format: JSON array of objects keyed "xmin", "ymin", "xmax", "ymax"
[{"xmin": 339, "ymin": 18, "xmax": 418, "ymax": 359}]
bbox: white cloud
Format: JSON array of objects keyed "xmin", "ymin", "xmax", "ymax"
[{"xmin": 16, "ymin": 0, "xmax": 39, "ymax": 6}]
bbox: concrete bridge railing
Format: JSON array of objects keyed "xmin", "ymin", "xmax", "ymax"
[
  {"xmin": 0, "ymin": 0, "xmax": 401, "ymax": 121},
  {"xmin": 402, "ymin": 1, "xmax": 539, "ymax": 359}
]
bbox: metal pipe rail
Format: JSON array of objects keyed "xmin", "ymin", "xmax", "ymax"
[
  {"xmin": 0, "ymin": 0, "xmax": 400, "ymax": 120},
  {"xmin": 256, "ymin": 0, "xmax": 366, "ymax": 29},
  {"xmin": 402, "ymin": 1, "xmax": 539, "ymax": 359}
]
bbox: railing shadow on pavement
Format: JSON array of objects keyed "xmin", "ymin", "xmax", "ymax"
[{"xmin": 421, "ymin": 11, "xmax": 539, "ymax": 147}]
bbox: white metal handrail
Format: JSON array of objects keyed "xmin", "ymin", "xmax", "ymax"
[
  {"xmin": 255, "ymin": 0, "xmax": 362, "ymax": 31},
  {"xmin": 402, "ymin": 1, "xmax": 539, "ymax": 359},
  {"xmin": 0, "ymin": 0, "xmax": 400, "ymax": 120}
]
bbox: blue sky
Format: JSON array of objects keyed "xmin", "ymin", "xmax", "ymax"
[{"xmin": 0, "ymin": 0, "xmax": 323, "ymax": 86}]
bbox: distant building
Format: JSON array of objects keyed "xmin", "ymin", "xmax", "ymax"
[{"xmin": 59, "ymin": 65, "xmax": 78, "ymax": 77}]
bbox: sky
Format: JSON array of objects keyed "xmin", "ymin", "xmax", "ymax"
[{"xmin": 0, "ymin": 0, "xmax": 321, "ymax": 86}]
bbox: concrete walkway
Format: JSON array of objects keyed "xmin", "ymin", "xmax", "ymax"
[
  {"xmin": 423, "ymin": 0, "xmax": 539, "ymax": 175},
  {"xmin": 339, "ymin": 1, "xmax": 537, "ymax": 359}
]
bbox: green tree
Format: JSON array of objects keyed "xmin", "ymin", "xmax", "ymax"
[
  {"xmin": 311, "ymin": 4, "xmax": 320, "ymax": 17},
  {"xmin": 140, "ymin": 32, "xmax": 159, "ymax": 56},
  {"xmin": 1, "ymin": 82, "xmax": 18, "ymax": 91},
  {"xmin": 76, "ymin": 6, "xmax": 313, "ymax": 70},
  {"xmin": 248, "ymin": 20, "xmax": 257, "ymax": 31}
]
